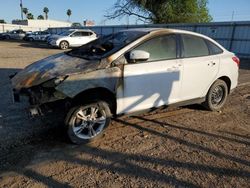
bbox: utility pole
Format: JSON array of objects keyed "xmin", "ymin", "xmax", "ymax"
[
  {"xmin": 126, "ymin": 15, "xmax": 129, "ymax": 25},
  {"xmin": 231, "ymin": 11, "xmax": 235, "ymax": 22},
  {"xmin": 20, "ymin": 0, "xmax": 23, "ymax": 20}
]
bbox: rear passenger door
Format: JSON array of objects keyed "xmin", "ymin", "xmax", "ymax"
[
  {"xmin": 179, "ymin": 34, "xmax": 220, "ymax": 101},
  {"xmin": 78, "ymin": 31, "xmax": 96, "ymax": 45}
]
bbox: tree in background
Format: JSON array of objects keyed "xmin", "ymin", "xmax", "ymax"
[
  {"xmin": 0, "ymin": 19, "xmax": 6, "ymax": 23},
  {"xmin": 43, "ymin": 7, "xmax": 49, "ymax": 20},
  {"xmin": 37, "ymin": 15, "xmax": 44, "ymax": 20},
  {"xmin": 67, "ymin": 9, "xmax": 72, "ymax": 21},
  {"xmin": 22, "ymin": 8, "xmax": 28, "ymax": 18},
  {"xmin": 27, "ymin": 13, "xmax": 34, "ymax": 19},
  {"xmin": 105, "ymin": 0, "xmax": 212, "ymax": 24}
]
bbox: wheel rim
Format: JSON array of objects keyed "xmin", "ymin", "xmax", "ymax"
[
  {"xmin": 211, "ymin": 85, "xmax": 225, "ymax": 106},
  {"xmin": 72, "ymin": 104, "xmax": 106, "ymax": 140},
  {"xmin": 61, "ymin": 42, "xmax": 68, "ymax": 49}
]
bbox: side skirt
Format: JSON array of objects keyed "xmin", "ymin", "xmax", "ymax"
[{"xmin": 115, "ymin": 97, "xmax": 206, "ymax": 118}]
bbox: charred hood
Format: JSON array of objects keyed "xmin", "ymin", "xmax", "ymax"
[{"xmin": 12, "ymin": 53, "xmax": 107, "ymax": 90}]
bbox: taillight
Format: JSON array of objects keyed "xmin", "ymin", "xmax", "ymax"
[{"xmin": 232, "ymin": 56, "xmax": 240, "ymax": 67}]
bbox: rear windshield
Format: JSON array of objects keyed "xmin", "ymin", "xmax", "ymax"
[{"xmin": 67, "ymin": 30, "xmax": 147, "ymax": 60}]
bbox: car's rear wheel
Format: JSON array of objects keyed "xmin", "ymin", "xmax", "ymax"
[
  {"xmin": 203, "ymin": 79, "xmax": 228, "ymax": 111},
  {"xmin": 65, "ymin": 101, "xmax": 111, "ymax": 144},
  {"xmin": 29, "ymin": 37, "xmax": 34, "ymax": 41},
  {"xmin": 59, "ymin": 41, "xmax": 69, "ymax": 50}
]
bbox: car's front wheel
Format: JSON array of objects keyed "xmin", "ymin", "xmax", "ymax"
[
  {"xmin": 65, "ymin": 101, "xmax": 111, "ymax": 144},
  {"xmin": 203, "ymin": 79, "xmax": 228, "ymax": 111},
  {"xmin": 59, "ymin": 41, "xmax": 69, "ymax": 50}
]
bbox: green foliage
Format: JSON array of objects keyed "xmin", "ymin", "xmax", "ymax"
[
  {"xmin": 106, "ymin": 0, "xmax": 212, "ymax": 24},
  {"xmin": 67, "ymin": 9, "xmax": 72, "ymax": 21},
  {"xmin": 67, "ymin": 9, "xmax": 72, "ymax": 17},
  {"xmin": 37, "ymin": 15, "xmax": 44, "ymax": 20},
  {"xmin": 27, "ymin": 13, "xmax": 34, "ymax": 19},
  {"xmin": 0, "ymin": 19, "xmax": 6, "ymax": 23},
  {"xmin": 22, "ymin": 8, "xmax": 28, "ymax": 16},
  {"xmin": 43, "ymin": 7, "xmax": 49, "ymax": 19}
]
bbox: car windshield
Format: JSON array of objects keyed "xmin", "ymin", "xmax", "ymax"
[
  {"xmin": 60, "ymin": 30, "xmax": 73, "ymax": 36},
  {"xmin": 67, "ymin": 30, "xmax": 147, "ymax": 60}
]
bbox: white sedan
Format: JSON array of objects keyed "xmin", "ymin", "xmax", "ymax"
[
  {"xmin": 48, "ymin": 29, "xmax": 97, "ymax": 49},
  {"xmin": 12, "ymin": 28, "xmax": 239, "ymax": 144}
]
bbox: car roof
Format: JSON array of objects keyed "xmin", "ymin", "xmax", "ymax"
[
  {"xmin": 70, "ymin": 29, "xmax": 94, "ymax": 32},
  {"xmin": 119, "ymin": 28, "xmax": 226, "ymax": 51},
  {"xmin": 121, "ymin": 28, "xmax": 200, "ymax": 36},
  {"xmin": 122, "ymin": 28, "xmax": 219, "ymax": 43}
]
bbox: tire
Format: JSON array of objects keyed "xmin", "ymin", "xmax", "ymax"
[
  {"xmin": 59, "ymin": 41, "xmax": 69, "ymax": 50},
  {"xmin": 5, "ymin": 35, "xmax": 10, "ymax": 40},
  {"xmin": 203, "ymin": 79, "xmax": 228, "ymax": 111},
  {"xmin": 29, "ymin": 37, "xmax": 34, "ymax": 42},
  {"xmin": 65, "ymin": 100, "xmax": 111, "ymax": 144}
]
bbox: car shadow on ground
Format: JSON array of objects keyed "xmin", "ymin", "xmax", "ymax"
[
  {"xmin": 1, "ymin": 112, "xmax": 250, "ymax": 187},
  {"xmin": 0, "ymin": 65, "xmax": 250, "ymax": 187}
]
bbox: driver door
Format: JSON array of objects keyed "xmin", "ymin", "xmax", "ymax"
[{"xmin": 117, "ymin": 34, "xmax": 183, "ymax": 114}]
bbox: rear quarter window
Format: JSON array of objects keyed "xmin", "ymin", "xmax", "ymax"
[
  {"xmin": 205, "ymin": 40, "xmax": 223, "ymax": 55},
  {"xmin": 181, "ymin": 34, "xmax": 209, "ymax": 58}
]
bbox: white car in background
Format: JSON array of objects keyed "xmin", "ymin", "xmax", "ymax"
[{"xmin": 48, "ymin": 29, "xmax": 97, "ymax": 49}]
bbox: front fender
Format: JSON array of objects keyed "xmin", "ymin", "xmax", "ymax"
[{"xmin": 55, "ymin": 67, "xmax": 122, "ymax": 98}]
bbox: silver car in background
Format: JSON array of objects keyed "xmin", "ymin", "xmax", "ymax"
[{"xmin": 1, "ymin": 29, "xmax": 26, "ymax": 40}]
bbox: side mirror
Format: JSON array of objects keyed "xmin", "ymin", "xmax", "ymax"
[{"xmin": 129, "ymin": 50, "xmax": 150, "ymax": 62}]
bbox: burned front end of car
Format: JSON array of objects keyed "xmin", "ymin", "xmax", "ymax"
[
  {"xmin": 10, "ymin": 52, "xmax": 107, "ymax": 117},
  {"xmin": 12, "ymin": 76, "xmax": 69, "ymax": 116}
]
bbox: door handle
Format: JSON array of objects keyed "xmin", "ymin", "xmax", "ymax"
[
  {"xmin": 167, "ymin": 66, "xmax": 179, "ymax": 72},
  {"xmin": 208, "ymin": 61, "xmax": 216, "ymax": 66}
]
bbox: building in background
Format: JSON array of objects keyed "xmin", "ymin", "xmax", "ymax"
[
  {"xmin": 12, "ymin": 19, "xmax": 71, "ymax": 28},
  {"xmin": 0, "ymin": 19, "xmax": 72, "ymax": 33},
  {"xmin": 83, "ymin": 20, "xmax": 95, "ymax": 26}
]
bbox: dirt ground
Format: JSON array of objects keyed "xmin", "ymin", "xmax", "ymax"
[{"xmin": 0, "ymin": 40, "xmax": 249, "ymax": 188}]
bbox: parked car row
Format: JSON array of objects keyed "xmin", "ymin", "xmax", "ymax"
[{"xmin": 0, "ymin": 29, "xmax": 98, "ymax": 50}]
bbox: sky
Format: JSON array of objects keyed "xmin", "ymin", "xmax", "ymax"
[{"xmin": 0, "ymin": 0, "xmax": 250, "ymax": 25}]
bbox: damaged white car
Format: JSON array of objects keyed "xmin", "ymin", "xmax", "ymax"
[{"xmin": 11, "ymin": 28, "xmax": 239, "ymax": 144}]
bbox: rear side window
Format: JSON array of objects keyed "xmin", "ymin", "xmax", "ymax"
[
  {"xmin": 80, "ymin": 32, "xmax": 93, "ymax": 36},
  {"xmin": 134, "ymin": 34, "xmax": 177, "ymax": 62},
  {"xmin": 181, "ymin": 34, "xmax": 209, "ymax": 58},
  {"xmin": 206, "ymin": 40, "xmax": 223, "ymax": 55}
]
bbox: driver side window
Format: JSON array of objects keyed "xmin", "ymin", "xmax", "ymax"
[{"xmin": 134, "ymin": 34, "xmax": 177, "ymax": 62}]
